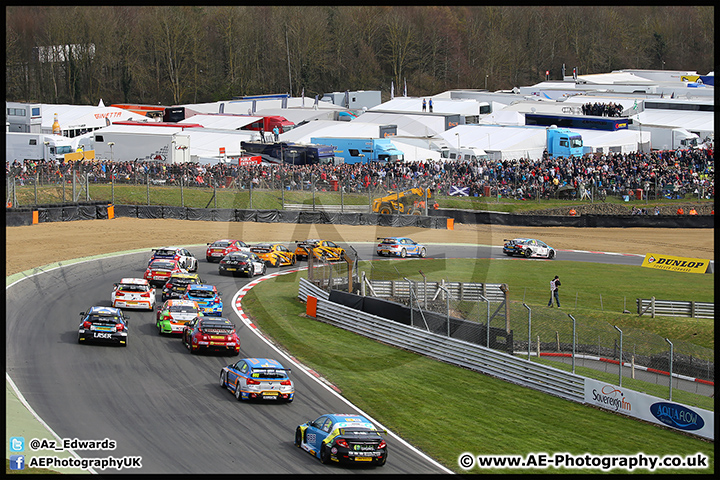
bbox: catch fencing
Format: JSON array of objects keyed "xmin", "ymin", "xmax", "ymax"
[
  {"xmin": 298, "ymin": 278, "xmax": 585, "ymax": 403},
  {"xmin": 315, "ymin": 274, "xmax": 715, "ymax": 387}
]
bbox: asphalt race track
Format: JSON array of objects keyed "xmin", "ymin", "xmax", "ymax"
[{"xmin": 6, "ymin": 243, "xmax": 646, "ymax": 473}]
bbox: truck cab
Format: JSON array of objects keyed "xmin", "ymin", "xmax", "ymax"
[{"xmin": 546, "ymin": 127, "xmax": 583, "ymax": 158}]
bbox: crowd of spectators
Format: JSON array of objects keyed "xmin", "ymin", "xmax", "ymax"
[
  {"xmin": 7, "ymin": 146, "xmax": 714, "ymax": 202},
  {"xmin": 581, "ymin": 102, "xmax": 624, "ymax": 117}
]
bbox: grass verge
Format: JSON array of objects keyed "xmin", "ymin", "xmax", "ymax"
[{"xmin": 241, "ymin": 261, "xmax": 714, "ymax": 474}]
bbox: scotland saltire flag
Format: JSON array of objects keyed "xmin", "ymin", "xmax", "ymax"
[{"xmin": 449, "ymin": 185, "xmax": 469, "ymax": 196}]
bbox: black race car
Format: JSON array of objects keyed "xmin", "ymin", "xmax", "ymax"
[
  {"xmin": 218, "ymin": 252, "xmax": 267, "ymax": 277},
  {"xmin": 77, "ymin": 306, "xmax": 129, "ymax": 346}
]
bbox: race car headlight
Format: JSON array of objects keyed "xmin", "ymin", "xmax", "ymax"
[{"xmin": 336, "ymin": 439, "xmax": 349, "ymax": 448}]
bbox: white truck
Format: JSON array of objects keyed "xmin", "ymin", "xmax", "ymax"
[
  {"xmin": 438, "ymin": 146, "xmax": 488, "ymax": 162},
  {"xmin": 6, "ymin": 132, "xmax": 75, "ymax": 162},
  {"xmin": 86, "ymin": 125, "xmax": 190, "ymax": 162},
  {"xmin": 648, "ymin": 127, "xmax": 699, "ymax": 151}
]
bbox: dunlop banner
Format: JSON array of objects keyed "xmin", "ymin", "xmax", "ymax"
[{"xmin": 641, "ymin": 253, "xmax": 709, "ymax": 274}]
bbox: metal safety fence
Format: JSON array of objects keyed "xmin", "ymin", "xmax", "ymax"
[{"xmin": 341, "ymin": 276, "xmax": 714, "ymax": 386}]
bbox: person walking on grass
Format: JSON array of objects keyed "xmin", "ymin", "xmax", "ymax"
[{"xmin": 548, "ymin": 275, "xmax": 561, "ymax": 307}]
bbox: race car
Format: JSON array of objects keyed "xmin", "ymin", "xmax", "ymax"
[
  {"xmin": 218, "ymin": 252, "xmax": 267, "ymax": 277},
  {"xmin": 144, "ymin": 258, "xmax": 187, "ymax": 287},
  {"xmin": 149, "ymin": 246, "xmax": 198, "ymax": 272},
  {"xmin": 376, "ymin": 237, "xmax": 427, "ymax": 258},
  {"xmin": 219, "ymin": 357, "xmax": 294, "ymax": 402},
  {"xmin": 503, "ymin": 238, "xmax": 556, "ymax": 259},
  {"xmin": 181, "ymin": 284, "xmax": 223, "ymax": 316},
  {"xmin": 160, "ymin": 272, "xmax": 203, "ymax": 302},
  {"xmin": 295, "ymin": 413, "xmax": 387, "ymax": 466},
  {"xmin": 294, "ymin": 239, "xmax": 345, "ymax": 261},
  {"xmin": 250, "ymin": 243, "xmax": 296, "ymax": 267},
  {"xmin": 206, "ymin": 239, "xmax": 251, "ymax": 263},
  {"xmin": 111, "ymin": 278, "xmax": 156, "ymax": 310},
  {"xmin": 78, "ymin": 306, "xmax": 129, "ymax": 347},
  {"xmin": 182, "ymin": 316, "xmax": 240, "ymax": 355},
  {"xmin": 156, "ymin": 299, "xmax": 202, "ymax": 335}
]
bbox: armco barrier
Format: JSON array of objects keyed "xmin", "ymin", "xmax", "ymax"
[
  {"xmin": 298, "ymin": 278, "xmax": 584, "ymax": 402},
  {"xmin": 368, "ymin": 280, "xmax": 506, "ymax": 302},
  {"xmin": 637, "ymin": 298, "xmax": 714, "ymax": 319}
]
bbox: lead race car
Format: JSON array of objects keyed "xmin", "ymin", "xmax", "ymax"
[
  {"xmin": 295, "ymin": 413, "xmax": 387, "ymax": 466},
  {"xmin": 503, "ymin": 238, "xmax": 556, "ymax": 259}
]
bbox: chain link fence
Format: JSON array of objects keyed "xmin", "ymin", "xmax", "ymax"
[{"xmin": 336, "ymin": 271, "xmax": 714, "ymax": 390}]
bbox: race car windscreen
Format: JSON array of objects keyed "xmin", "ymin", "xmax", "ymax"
[
  {"xmin": 200, "ymin": 322, "xmax": 234, "ymax": 334},
  {"xmin": 213, "ymin": 241, "xmax": 231, "ymax": 247},
  {"xmin": 189, "ymin": 290, "xmax": 215, "ymax": 298},
  {"xmin": 151, "ymin": 261, "xmax": 175, "ymax": 270},
  {"xmin": 89, "ymin": 314, "xmax": 121, "ymax": 324},
  {"xmin": 154, "ymin": 250, "xmax": 176, "ymax": 256},
  {"xmin": 379, "ymin": 238, "xmax": 397, "ymax": 245},
  {"xmin": 119, "ymin": 284, "xmax": 147, "ymax": 292},
  {"xmin": 250, "ymin": 369, "xmax": 288, "ymax": 379},
  {"xmin": 169, "ymin": 305, "xmax": 197, "ymax": 313}
]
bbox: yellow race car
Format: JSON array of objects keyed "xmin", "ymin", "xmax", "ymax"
[
  {"xmin": 294, "ymin": 239, "xmax": 345, "ymax": 262},
  {"xmin": 250, "ymin": 243, "xmax": 297, "ymax": 267}
]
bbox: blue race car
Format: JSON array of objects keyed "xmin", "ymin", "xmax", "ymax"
[
  {"xmin": 181, "ymin": 284, "xmax": 223, "ymax": 316},
  {"xmin": 219, "ymin": 357, "xmax": 294, "ymax": 402},
  {"xmin": 77, "ymin": 306, "xmax": 129, "ymax": 347},
  {"xmin": 376, "ymin": 237, "xmax": 427, "ymax": 258},
  {"xmin": 295, "ymin": 413, "xmax": 387, "ymax": 466}
]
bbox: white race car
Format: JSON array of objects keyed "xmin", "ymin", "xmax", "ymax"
[
  {"xmin": 112, "ymin": 278, "xmax": 156, "ymax": 310},
  {"xmin": 503, "ymin": 238, "xmax": 556, "ymax": 259},
  {"xmin": 149, "ymin": 246, "xmax": 199, "ymax": 272}
]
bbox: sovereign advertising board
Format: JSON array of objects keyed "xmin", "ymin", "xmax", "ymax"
[{"xmin": 584, "ymin": 378, "xmax": 713, "ymax": 440}]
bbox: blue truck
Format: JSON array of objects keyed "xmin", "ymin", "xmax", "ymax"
[
  {"xmin": 310, "ymin": 137, "xmax": 404, "ymax": 164},
  {"xmin": 545, "ymin": 127, "xmax": 584, "ymax": 158}
]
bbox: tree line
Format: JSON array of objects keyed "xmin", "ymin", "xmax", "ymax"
[{"xmin": 5, "ymin": 6, "xmax": 714, "ymax": 107}]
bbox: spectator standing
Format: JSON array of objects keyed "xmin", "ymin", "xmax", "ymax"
[
  {"xmin": 547, "ymin": 276, "xmax": 561, "ymax": 307},
  {"xmin": 273, "ymin": 125, "xmax": 280, "ymax": 142},
  {"xmin": 422, "ymin": 99, "xmax": 427, "ymax": 112},
  {"xmin": 428, "ymin": 98, "xmax": 433, "ymax": 112}
]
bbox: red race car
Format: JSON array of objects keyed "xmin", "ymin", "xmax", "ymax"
[
  {"xmin": 144, "ymin": 259, "xmax": 187, "ymax": 287},
  {"xmin": 206, "ymin": 239, "xmax": 250, "ymax": 263},
  {"xmin": 182, "ymin": 317, "xmax": 240, "ymax": 356}
]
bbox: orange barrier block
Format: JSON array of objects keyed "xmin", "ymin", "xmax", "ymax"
[
  {"xmin": 447, "ymin": 218, "xmax": 454, "ymax": 230},
  {"xmin": 306, "ymin": 295, "xmax": 317, "ymax": 317},
  {"xmin": 108, "ymin": 205, "xmax": 115, "ymax": 219},
  {"xmin": 32, "ymin": 211, "xmax": 39, "ymax": 224}
]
